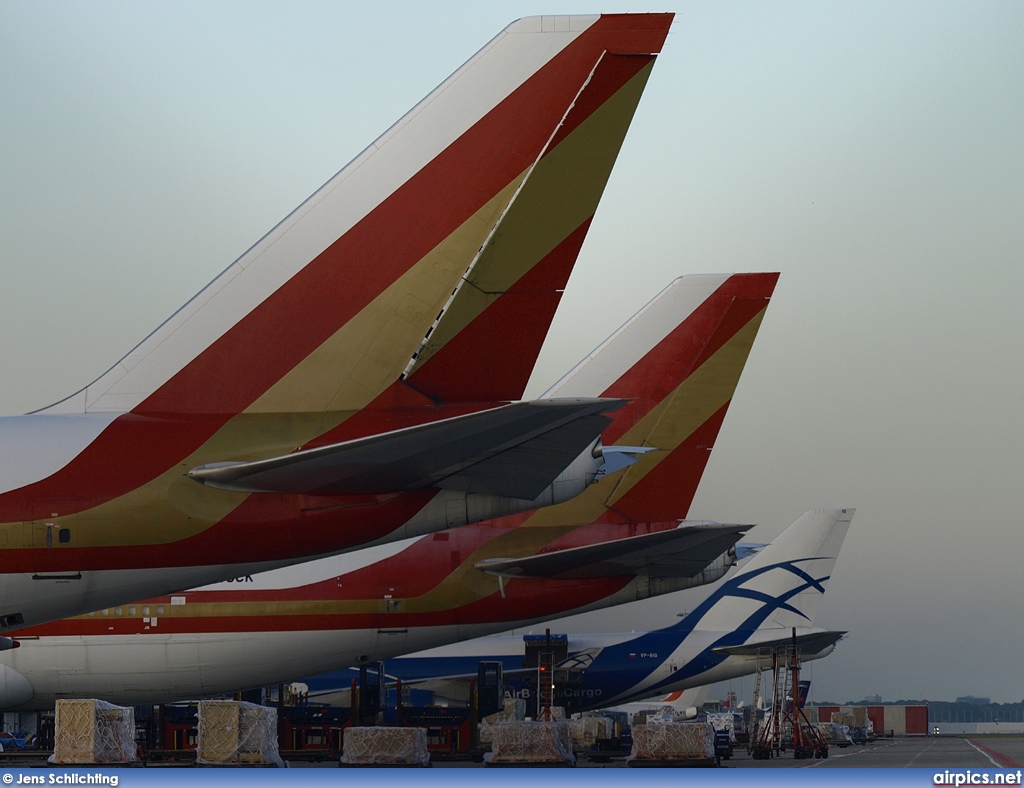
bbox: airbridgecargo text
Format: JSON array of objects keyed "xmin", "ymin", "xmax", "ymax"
[
  {"xmin": 935, "ymin": 771, "xmax": 1023, "ymax": 786},
  {"xmin": 506, "ymin": 688, "xmax": 604, "ymax": 700}
]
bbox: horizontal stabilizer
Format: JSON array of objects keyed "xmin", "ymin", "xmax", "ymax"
[
  {"xmin": 597, "ymin": 445, "xmax": 655, "ymax": 476},
  {"xmin": 711, "ymin": 630, "xmax": 845, "ymax": 657},
  {"xmin": 188, "ymin": 398, "xmax": 623, "ymax": 498},
  {"xmin": 474, "ymin": 521, "xmax": 750, "ymax": 580},
  {"xmin": 734, "ymin": 542, "xmax": 767, "ymax": 560}
]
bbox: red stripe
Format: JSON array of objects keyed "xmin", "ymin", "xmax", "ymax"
[
  {"xmin": 600, "ymin": 273, "xmax": 778, "ymax": 444},
  {"xmin": 603, "ymin": 273, "xmax": 777, "ymax": 433},
  {"xmin": 12, "ymin": 517, "xmax": 663, "ymax": 636},
  {"xmin": 0, "ymin": 413, "xmax": 220, "ymax": 521},
  {"xmin": 28, "ymin": 576, "xmax": 631, "ymax": 635},
  {"xmin": 16, "ymin": 576, "xmax": 633, "ymax": 637},
  {"xmin": 3, "ymin": 488, "xmax": 440, "ymax": 572},
  {"xmin": 968, "ymin": 740, "xmax": 1022, "ymax": 768}
]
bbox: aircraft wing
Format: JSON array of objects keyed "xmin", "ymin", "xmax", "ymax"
[
  {"xmin": 187, "ymin": 398, "xmax": 623, "ymax": 499},
  {"xmin": 474, "ymin": 522, "xmax": 751, "ymax": 579},
  {"xmin": 712, "ymin": 630, "xmax": 846, "ymax": 657}
]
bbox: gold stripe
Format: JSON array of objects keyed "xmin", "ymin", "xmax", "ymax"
[{"xmin": 245, "ymin": 175, "xmax": 527, "ymax": 414}]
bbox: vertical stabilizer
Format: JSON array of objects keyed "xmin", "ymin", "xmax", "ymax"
[
  {"xmin": 40, "ymin": 14, "xmax": 674, "ymax": 418},
  {"xmin": 687, "ymin": 508, "xmax": 854, "ymax": 632},
  {"xmin": 5, "ymin": 14, "xmax": 674, "ymax": 523}
]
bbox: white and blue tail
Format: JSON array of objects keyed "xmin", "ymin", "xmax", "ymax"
[{"xmin": 681, "ymin": 508, "xmax": 854, "ymax": 633}]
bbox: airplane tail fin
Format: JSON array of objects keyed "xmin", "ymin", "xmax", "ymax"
[
  {"xmin": 685, "ymin": 508, "xmax": 855, "ymax": 632},
  {"xmin": 526, "ymin": 272, "xmax": 779, "ymax": 526},
  {"xmin": 645, "ymin": 686, "xmax": 711, "ymax": 715},
  {"xmin": 42, "ymin": 14, "xmax": 673, "ymax": 418}
]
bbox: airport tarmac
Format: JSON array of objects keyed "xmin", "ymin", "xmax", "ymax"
[
  {"xmin": 719, "ymin": 737, "xmax": 1024, "ymax": 769},
  {"xmin": 418, "ymin": 735, "xmax": 1024, "ymax": 769}
]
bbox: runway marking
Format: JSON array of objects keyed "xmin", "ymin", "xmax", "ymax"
[
  {"xmin": 905, "ymin": 739, "xmax": 937, "ymax": 767},
  {"xmin": 801, "ymin": 740, "xmax": 899, "ymax": 767},
  {"xmin": 802, "ymin": 752, "xmax": 856, "ymax": 766},
  {"xmin": 967, "ymin": 739, "xmax": 1022, "ymax": 768}
]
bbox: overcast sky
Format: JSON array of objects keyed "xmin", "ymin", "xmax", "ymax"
[{"xmin": 2, "ymin": 1, "xmax": 1022, "ymax": 704}]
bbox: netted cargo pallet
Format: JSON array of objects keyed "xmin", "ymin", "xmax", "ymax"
[
  {"xmin": 196, "ymin": 700, "xmax": 284, "ymax": 766},
  {"xmin": 628, "ymin": 721, "xmax": 716, "ymax": 766},
  {"xmin": 570, "ymin": 717, "xmax": 612, "ymax": 749},
  {"xmin": 54, "ymin": 699, "xmax": 137, "ymax": 764},
  {"xmin": 480, "ymin": 698, "xmax": 527, "ymax": 744},
  {"xmin": 631, "ymin": 705, "xmax": 682, "ymax": 727},
  {"xmin": 484, "ymin": 721, "xmax": 574, "ymax": 765},
  {"xmin": 341, "ymin": 727, "xmax": 429, "ymax": 766}
]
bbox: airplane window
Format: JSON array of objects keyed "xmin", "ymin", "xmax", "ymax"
[
  {"xmin": 143, "ymin": 606, "xmax": 150, "ymax": 616},
  {"xmin": 58, "ymin": 528, "xmax": 71, "ymax": 544},
  {"xmin": 128, "ymin": 606, "xmax": 136, "ymax": 616},
  {"xmin": 157, "ymin": 605, "xmax": 165, "ymax": 615},
  {"xmin": 115, "ymin": 607, "xmax": 123, "ymax": 616}
]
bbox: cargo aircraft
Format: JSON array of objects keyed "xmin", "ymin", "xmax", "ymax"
[
  {"xmin": 0, "ymin": 271, "xmax": 779, "ymax": 709},
  {"xmin": 306, "ymin": 508, "xmax": 853, "ymax": 714},
  {"xmin": 0, "ymin": 14, "xmax": 675, "ymax": 634}
]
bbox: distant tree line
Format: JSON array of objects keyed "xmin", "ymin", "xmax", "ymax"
[
  {"xmin": 926, "ymin": 700, "xmax": 1024, "ymax": 724},
  {"xmin": 813, "ymin": 700, "xmax": 1024, "ymax": 723}
]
